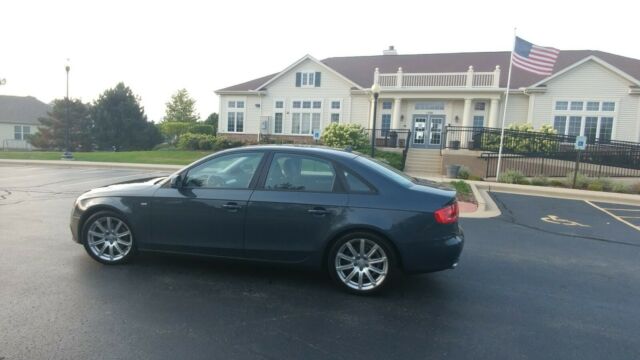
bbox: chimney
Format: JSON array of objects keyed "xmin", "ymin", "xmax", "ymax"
[{"xmin": 383, "ymin": 45, "xmax": 397, "ymax": 55}]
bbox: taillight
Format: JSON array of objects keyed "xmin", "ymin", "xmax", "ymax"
[{"xmin": 434, "ymin": 202, "xmax": 459, "ymax": 224}]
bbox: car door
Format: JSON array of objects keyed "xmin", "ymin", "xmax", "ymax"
[
  {"xmin": 244, "ymin": 152, "xmax": 348, "ymax": 262},
  {"xmin": 150, "ymin": 151, "xmax": 265, "ymax": 256}
]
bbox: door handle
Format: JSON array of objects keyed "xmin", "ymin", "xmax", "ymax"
[
  {"xmin": 308, "ymin": 207, "xmax": 330, "ymax": 216},
  {"xmin": 223, "ymin": 202, "xmax": 242, "ymax": 211}
]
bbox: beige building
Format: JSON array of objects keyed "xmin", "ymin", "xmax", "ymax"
[
  {"xmin": 0, "ymin": 95, "xmax": 50, "ymax": 150},
  {"xmin": 215, "ymin": 47, "xmax": 640, "ymax": 149}
]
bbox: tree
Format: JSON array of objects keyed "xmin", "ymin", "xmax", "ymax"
[
  {"xmin": 29, "ymin": 99, "xmax": 92, "ymax": 151},
  {"xmin": 92, "ymin": 83, "xmax": 162, "ymax": 150},
  {"xmin": 204, "ymin": 112, "xmax": 218, "ymax": 136},
  {"xmin": 163, "ymin": 89, "xmax": 199, "ymax": 123}
]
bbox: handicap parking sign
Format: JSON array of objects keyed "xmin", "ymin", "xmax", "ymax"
[
  {"xmin": 575, "ymin": 136, "xmax": 587, "ymax": 150},
  {"xmin": 312, "ymin": 129, "xmax": 321, "ymax": 141}
]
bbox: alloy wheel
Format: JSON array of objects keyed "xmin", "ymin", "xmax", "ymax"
[
  {"xmin": 335, "ymin": 238, "xmax": 388, "ymax": 291},
  {"xmin": 86, "ymin": 216, "xmax": 133, "ymax": 262}
]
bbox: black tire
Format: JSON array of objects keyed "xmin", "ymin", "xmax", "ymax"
[
  {"xmin": 82, "ymin": 210, "xmax": 136, "ymax": 265},
  {"xmin": 327, "ymin": 232, "xmax": 398, "ymax": 295}
]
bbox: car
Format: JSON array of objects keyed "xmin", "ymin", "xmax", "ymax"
[{"xmin": 70, "ymin": 145, "xmax": 464, "ymax": 294}]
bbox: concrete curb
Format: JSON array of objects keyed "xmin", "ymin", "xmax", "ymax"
[
  {"xmin": 461, "ymin": 182, "xmax": 502, "ymax": 218},
  {"xmin": 0, "ymin": 159, "xmax": 182, "ymax": 171}
]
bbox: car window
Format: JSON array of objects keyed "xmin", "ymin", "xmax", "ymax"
[
  {"xmin": 343, "ymin": 169, "xmax": 373, "ymax": 193},
  {"xmin": 354, "ymin": 155, "xmax": 416, "ymax": 187},
  {"xmin": 264, "ymin": 153, "xmax": 336, "ymax": 192},
  {"xmin": 184, "ymin": 152, "xmax": 264, "ymax": 189}
]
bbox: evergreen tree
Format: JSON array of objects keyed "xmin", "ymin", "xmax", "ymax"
[{"xmin": 29, "ymin": 99, "xmax": 92, "ymax": 151}]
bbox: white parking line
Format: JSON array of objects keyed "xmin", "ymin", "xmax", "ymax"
[{"xmin": 585, "ymin": 201, "xmax": 640, "ymax": 232}]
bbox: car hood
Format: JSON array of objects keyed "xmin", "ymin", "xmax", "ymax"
[{"xmin": 80, "ymin": 177, "xmax": 166, "ymax": 198}]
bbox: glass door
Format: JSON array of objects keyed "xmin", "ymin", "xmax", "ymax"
[
  {"xmin": 428, "ymin": 116, "xmax": 444, "ymax": 147},
  {"xmin": 412, "ymin": 116, "xmax": 427, "ymax": 147}
]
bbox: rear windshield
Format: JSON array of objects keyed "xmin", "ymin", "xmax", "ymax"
[{"xmin": 354, "ymin": 155, "xmax": 416, "ymax": 187}]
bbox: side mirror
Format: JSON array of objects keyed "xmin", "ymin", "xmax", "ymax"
[{"xmin": 170, "ymin": 174, "xmax": 183, "ymax": 188}]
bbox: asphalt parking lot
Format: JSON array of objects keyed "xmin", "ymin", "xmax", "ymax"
[{"xmin": 1, "ymin": 164, "xmax": 639, "ymax": 360}]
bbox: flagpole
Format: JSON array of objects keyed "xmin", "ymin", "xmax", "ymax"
[{"xmin": 495, "ymin": 28, "xmax": 517, "ymax": 182}]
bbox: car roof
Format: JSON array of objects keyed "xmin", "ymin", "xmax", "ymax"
[{"xmin": 225, "ymin": 145, "xmax": 360, "ymax": 160}]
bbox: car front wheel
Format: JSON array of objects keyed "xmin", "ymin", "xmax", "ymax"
[
  {"xmin": 328, "ymin": 232, "xmax": 396, "ymax": 294},
  {"xmin": 82, "ymin": 211, "xmax": 135, "ymax": 264}
]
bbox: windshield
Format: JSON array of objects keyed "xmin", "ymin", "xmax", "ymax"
[{"xmin": 354, "ymin": 155, "xmax": 416, "ymax": 187}]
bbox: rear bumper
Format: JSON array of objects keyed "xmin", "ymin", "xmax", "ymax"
[{"xmin": 399, "ymin": 229, "xmax": 464, "ymax": 274}]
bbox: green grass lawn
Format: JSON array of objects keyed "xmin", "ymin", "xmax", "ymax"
[{"xmin": 0, "ymin": 150, "xmax": 214, "ymax": 165}]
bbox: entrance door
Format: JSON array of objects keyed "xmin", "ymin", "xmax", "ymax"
[{"xmin": 412, "ymin": 115, "xmax": 445, "ymax": 149}]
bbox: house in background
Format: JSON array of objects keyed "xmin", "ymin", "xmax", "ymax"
[
  {"xmin": 215, "ymin": 46, "xmax": 640, "ymax": 150},
  {"xmin": 0, "ymin": 95, "xmax": 51, "ymax": 150}
]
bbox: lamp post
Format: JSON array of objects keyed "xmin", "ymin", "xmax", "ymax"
[
  {"xmin": 370, "ymin": 83, "xmax": 381, "ymax": 157},
  {"xmin": 62, "ymin": 61, "xmax": 74, "ymax": 160}
]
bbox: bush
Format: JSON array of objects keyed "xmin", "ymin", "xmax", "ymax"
[
  {"xmin": 586, "ymin": 178, "xmax": 612, "ymax": 192},
  {"xmin": 549, "ymin": 179, "xmax": 565, "ymax": 187},
  {"xmin": 457, "ymin": 166, "xmax": 470, "ymax": 180},
  {"xmin": 612, "ymin": 182, "xmax": 628, "ymax": 193},
  {"xmin": 629, "ymin": 182, "xmax": 640, "ymax": 194},
  {"xmin": 565, "ymin": 171, "xmax": 589, "ymax": 189},
  {"xmin": 177, "ymin": 133, "xmax": 214, "ymax": 150},
  {"xmin": 320, "ymin": 123, "xmax": 368, "ymax": 150},
  {"xmin": 188, "ymin": 124, "xmax": 215, "ymax": 135},
  {"xmin": 498, "ymin": 170, "xmax": 526, "ymax": 184},
  {"xmin": 531, "ymin": 176, "xmax": 549, "ymax": 186},
  {"xmin": 468, "ymin": 174, "xmax": 484, "ymax": 181}
]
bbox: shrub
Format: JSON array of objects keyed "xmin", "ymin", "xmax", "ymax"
[
  {"xmin": 468, "ymin": 174, "xmax": 484, "ymax": 181},
  {"xmin": 320, "ymin": 123, "xmax": 369, "ymax": 150},
  {"xmin": 213, "ymin": 137, "xmax": 244, "ymax": 150},
  {"xmin": 565, "ymin": 171, "xmax": 589, "ymax": 189},
  {"xmin": 159, "ymin": 122, "xmax": 192, "ymax": 143},
  {"xmin": 549, "ymin": 179, "xmax": 565, "ymax": 187},
  {"xmin": 629, "ymin": 182, "xmax": 640, "ymax": 194},
  {"xmin": 177, "ymin": 133, "xmax": 214, "ymax": 150},
  {"xmin": 612, "ymin": 182, "xmax": 628, "ymax": 193},
  {"xmin": 531, "ymin": 176, "xmax": 549, "ymax": 186},
  {"xmin": 188, "ymin": 124, "xmax": 215, "ymax": 135},
  {"xmin": 457, "ymin": 166, "xmax": 470, "ymax": 180},
  {"xmin": 450, "ymin": 180, "xmax": 472, "ymax": 195},
  {"xmin": 498, "ymin": 170, "xmax": 526, "ymax": 184},
  {"xmin": 586, "ymin": 178, "xmax": 612, "ymax": 192}
]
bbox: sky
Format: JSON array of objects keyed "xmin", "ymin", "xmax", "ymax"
[{"xmin": 1, "ymin": 0, "xmax": 638, "ymax": 122}]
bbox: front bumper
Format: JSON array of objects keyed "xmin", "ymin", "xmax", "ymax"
[
  {"xmin": 399, "ymin": 230, "xmax": 465, "ymax": 274},
  {"xmin": 70, "ymin": 204, "xmax": 82, "ymax": 244}
]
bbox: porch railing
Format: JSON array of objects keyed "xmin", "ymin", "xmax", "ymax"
[
  {"xmin": 365, "ymin": 129, "xmax": 412, "ymax": 170},
  {"xmin": 376, "ymin": 66, "xmax": 501, "ymax": 89}
]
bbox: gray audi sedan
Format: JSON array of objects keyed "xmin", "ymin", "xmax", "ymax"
[{"xmin": 70, "ymin": 146, "xmax": 463, "ymax": 294}]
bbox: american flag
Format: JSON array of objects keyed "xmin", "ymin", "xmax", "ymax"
[{"xmin": 512, "ymin": 37, "xmax": 559, "ymax": 75}]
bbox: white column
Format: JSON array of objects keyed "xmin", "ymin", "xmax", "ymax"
[
  {"xmin": 392, "ymin": 98, "xmax": 402, "ymax": 129},
  {"xmin": 462, "ymin": 98, "xmax": 473, "ymax": 127},
  {"xmin": 489, "ymin": 99, "xmax": 499, "ymax": 128},
  {"xmin": 493, "ymin": 65, "xmax": 501, "ymax": 88},
  {"xmin": 466, "ymin": 66, "xmax": 474, "ymax": 88},
  {"xmin": 369, "ymin": 97, "xmax": 376, "ymax": 129}
]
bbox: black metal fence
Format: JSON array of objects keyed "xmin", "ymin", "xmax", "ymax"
[
  {"xmin": 444, "ymin": 126, "xmax": 640, "ymax": 177},
  {"xmin": 365, "ymin": 129, "xmax": 412, "ymax": 170}
]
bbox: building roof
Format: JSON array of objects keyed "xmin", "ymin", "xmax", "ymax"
[
  {"xmin": 217, "ymin": 50, "xmax": 640, "ymax": 92},
  {"xmin": 0, "ymin": 95, "xmax": 51, "ymax": 125}
]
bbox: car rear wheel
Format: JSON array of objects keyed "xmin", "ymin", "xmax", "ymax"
[
  {"xmin": 328, "ymin": 232, "xmax": 396, "ymax": 294},
  {"xmin": 82, "ymin": 211, "xmax": 135, "ymax": 265}
]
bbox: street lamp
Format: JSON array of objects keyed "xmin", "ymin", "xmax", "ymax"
[
  {"xmin": 62, "ymin": 61, "xmax": 74, "ymax": 160},
  {"xmin": 370, "ymin": 83, "xmax": 381, "ymax": 157}
]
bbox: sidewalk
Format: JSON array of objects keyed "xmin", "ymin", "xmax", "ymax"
[{"xmin": 0, "ymin": 158, "xmax": 182, "ymax": 171}]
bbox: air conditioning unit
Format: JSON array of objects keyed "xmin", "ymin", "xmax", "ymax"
[{"xmin": 260, "ymin": 116, "xmax": 271, "ymax": 134}]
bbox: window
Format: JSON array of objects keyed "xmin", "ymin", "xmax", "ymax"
[
  {"xmin": 264, "ymin": 154, "xmax": 336, "ymax": 192},
  {"xmin": 227, "ymin": 112, "xmax": 244, "ymax": 132},
  {"xmin": 570, "ymin": 101, "xmax": 583, "ymax": 111},
  {"xmin": 553, "ymin": 116, "xmax": 567, "ymax": 135},
  {"xmin": 474, "ymin": 102, "xmax": 486, "ymax": 111},
  {"xmin": 415, "ymin": 101, "xmax": 445, "ymax": 110},
  {"xmin": 228, "ymin": 101, "xmax": 236, "ymax": 108},
  {"xmin": 274, "ymin": 113, "xmax": 283, "ymax": 134},
  {"xmin": 14, "ymin": 126, "xmax": 22, "ymax": 140},
  {"xmin": 291, "ymin": 100, "xmax": 322, "ymax": 135},
  {"xmin": 602, "ymin": 102, "xmax": 615, "ymax": 111},
  {"xmin": 382, "ymin": 101, "xmax": 392, "ymax": 110},
  {"xmin": 331, "ymin": 101, "xmax": 341, "ymax": 109},
  {"xmin": 586, "ymin": 101, "xmax": 599, "ymax": 111},
  {"xmin": 555, "ymin": 101, "xmax": 568, "ymax": 110},
  {"xmin": 472, "ymin": 116, "xmax": 484, "ymax": 128},
  {"xmin": 228, "ymin": 100, "xmax": 244, "ymax": 109},
  {"xmin": 331, "ymin": 113, "xmax": 340, "ymax": 123},
  {"xmin": 584, "ymin": 117, "xmax": 598, "ymax": 143},
  {"xmin": 184, "ymin": 152, "xmax": 264, "ymax": 189},
  {"xmin": 343, "ymin": 170, "xmax": 373, "ymax": 193},
  {"xmin": 567, "ymin": 116, "xmax": 582, "ymax": 136},
  {"xmin": 381, "ymin": 114, "xmax": 391, "ymax": 136},
  {"xmin": 599, "ymin": 117, "xmax": 613, "ymax": 142},
  {"xmin": 236, "ymin": 101, "xmax": 245, "ymax": 109},
  {"xmin": 275, "ymin": 101, "xmax": 284, "ymax": 109},
  {"xmin": 296, "ymin": 72, "xmax": 321, "ymax": 87}
]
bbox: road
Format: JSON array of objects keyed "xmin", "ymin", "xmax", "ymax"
[{"xmin": 1, "ymin": 164, "xmax": 639, "ymax": 360}]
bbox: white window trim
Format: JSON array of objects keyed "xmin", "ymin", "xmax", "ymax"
[
  {"xmin": 224, "ymin": 97, "xmax": 247, "ymax": 133},
  {"xmin": 290, "ymin": 99, "xmax": 323, "ymax": 135},
  {"xmin": 300, "ymin": 71, "xmax": 316, "ymax": 88},
  {"xmin": 329, "ymin": 99, "xmax": 342, "ymax": 124},
  {"xmin": 551, "ymin": 98, "xmax": 619, "ymax": 139},
  {"xmin": 273, "ymin": 99, "xmax": 285, "ymax": 134}
]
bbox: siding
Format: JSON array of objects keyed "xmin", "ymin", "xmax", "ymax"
[
  {"xmin": 0, "ymin": 123, "xmax": 37, "ymax": 150},
  {"xmin": 499, "ymin": 94, "xmax": 529, "ymax": 127},
  {"xmin": 531, "ymin": 60, "xmax": 639, "ymax": 141},
  {"xmin": 219, "ymin": 58, "xmax": 356, "ymax": 137}
]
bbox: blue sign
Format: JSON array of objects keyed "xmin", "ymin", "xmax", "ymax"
[
  {"xmin": 312, "ymin": 129, "xmax": 321, "ymax": 141},
  {"xmin": 575, "ymin": 136, "xmax": 587, "ymax": 150}
]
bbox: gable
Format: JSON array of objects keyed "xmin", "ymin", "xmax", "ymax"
[
  {"xmin": 536, "ymin": 59, "xmax": 636, "ymax": 92},
  {"xmin": 258, "ymin": 58, "xmax": 357, "ymax": 93}
]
